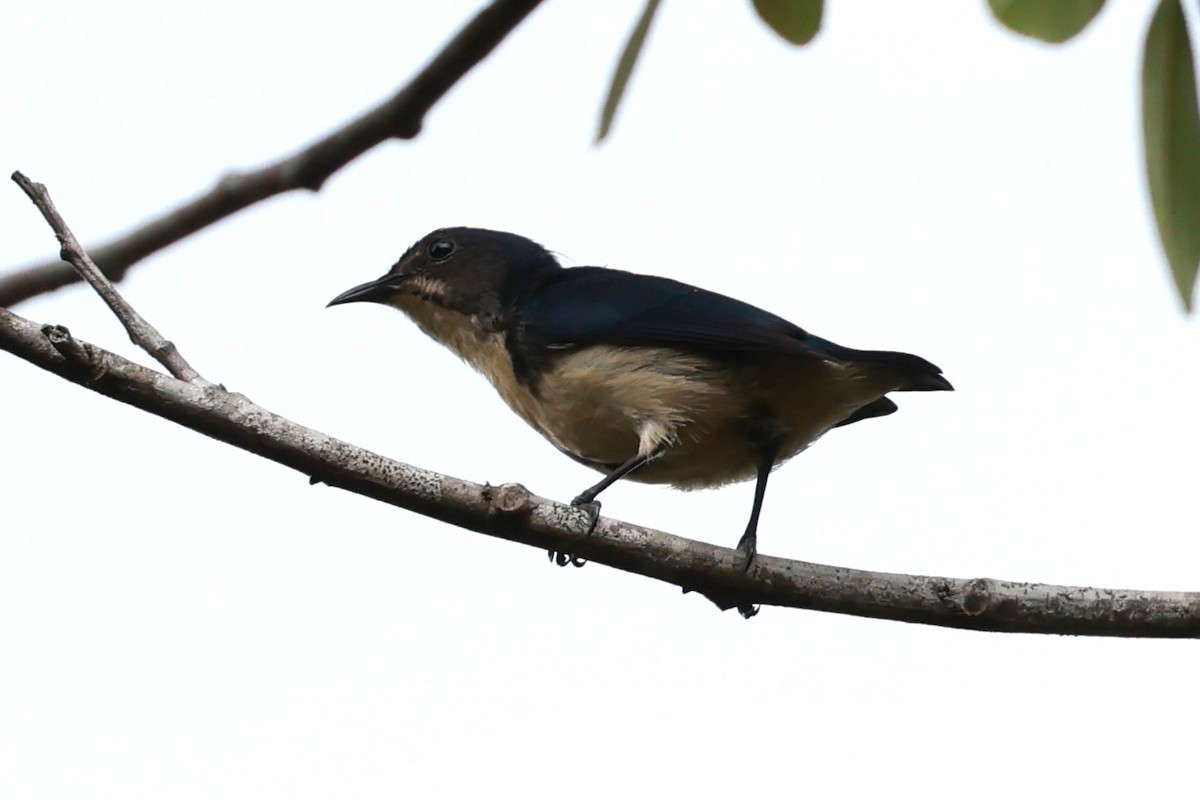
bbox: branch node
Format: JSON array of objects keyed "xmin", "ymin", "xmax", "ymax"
[
  {"xmin": 13, "ymin": 171, "xmax": 206, "ymax": 384},
  {"xmin": 41, "ymin": 323, "xmax": 107, "ymax": 379},
  {"xmin": 394, "ymin": 119, "xmax": 423, "ymax": 140},
  {"xmin": 153, "ymin": 340, "xmax": 184, "ymax": 366},
  {"xmin": 961, "ymin": 578, "xmax": 993, "ymax": 616},
  {"xmin": 491, "ymin": 482, "xmax": 533, "ymax": 518}
]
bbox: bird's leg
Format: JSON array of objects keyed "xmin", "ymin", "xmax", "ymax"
[
  {"xmin": 736, "ymin": 439, "xmax": 781, "ymax": 574},
  {"xmin": 548, "ymin": 447, "xmax": 661, "ymax": 568},
  {"xmin": 572, "ymin": 452, "xmax": 650, "ymax": 507},
  {"xmin": 571, "ymin": 441, "xmax": 668, "ymax": 524}
]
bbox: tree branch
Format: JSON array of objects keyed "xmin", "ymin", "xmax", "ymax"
[
  {"xmin": 3, "ymin": 304, "xmax": 1198, "ymax": 635},
  {"xmin": 12, "ymin": 172, "xmax": 205, "ymax": 383},
  {"xmin": 0, "ymin": 0, "xmax": 546, "ymax": 308}
]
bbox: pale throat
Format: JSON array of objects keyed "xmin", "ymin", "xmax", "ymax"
[
  {"xmin": 389, "ymin": 291, "xmax": 545, "ymax": 432},
  {"xmin": 390, "ymin": 292, "xmax": 515, "ymax": 381}
]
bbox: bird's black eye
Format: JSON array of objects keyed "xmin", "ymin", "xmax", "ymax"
[{"xmin": 427, "ymin": 239, "xmax": 456, "ymax": 260}]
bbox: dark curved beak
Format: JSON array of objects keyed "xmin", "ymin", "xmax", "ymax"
[{"xmin": 326, "ymin": 274, "xmax": 404, "ymax": 308}]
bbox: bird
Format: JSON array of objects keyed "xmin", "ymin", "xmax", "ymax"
[{"xmin": 328, "ymin": 227, "xmax": 951, "ymax": 571}]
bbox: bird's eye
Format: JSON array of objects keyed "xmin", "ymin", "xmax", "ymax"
[{"xmin": 427, "ymin": 240, "xmax": 456, "ymax": 260}]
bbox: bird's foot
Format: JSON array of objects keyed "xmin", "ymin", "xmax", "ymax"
[
  {"xmin": 691, "ymin": 587, "xmax": 761, "ymax": 620},
  {"xmin": 547, "ymin": 550, "xmax": 587, "ymax": 567},
  {"xmin": 547, "ymin": 497, "xmax": 601, "ymax": 567},
  {"xmin": 736, "ymin": 530, "xmax": 758, "ymax": 573},
  {"xmin": 549, "ymin": 496, "xmax": 602, "ymax": 567},
  {"xmin": 570, "ymin": 496, "xmax": 602, "ymax": 536}
]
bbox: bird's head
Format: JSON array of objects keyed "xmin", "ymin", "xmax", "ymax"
[{"xmin": 327, "ymin": 227, "xmax": 561, "ymax": 329}]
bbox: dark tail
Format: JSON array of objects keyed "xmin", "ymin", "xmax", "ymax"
[
  {"xmin": 871, "ymin": 350, "xmax": 953, "ymax": 391},
  {"xmin": 808, "ymin": 336, "xmax": 953, "ymax": 392},
  {"xmin": 834, "ymin": 396, "xmax": 898, "ymax": 427}
]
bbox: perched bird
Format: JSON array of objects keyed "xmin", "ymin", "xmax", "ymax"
[{"xmin": 328, "ymin": 227, "xmax": 951, "ymax": 568}]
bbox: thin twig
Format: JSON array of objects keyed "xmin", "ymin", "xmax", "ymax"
[
  {"xmin": 12, "ymin": 172, "xmax": 204, "ymax": 383},
  {"xmin": 0, "ymin": 0, "xmax": 546, "ymax": 308},
  {"xmin": 2, "ymin": 304, "xmax": 1199, "ymax": 636}
]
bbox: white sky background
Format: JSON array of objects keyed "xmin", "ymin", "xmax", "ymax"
[{"xmin": 3, "ymin": 0, "xmax": 1198, "ymax": 795}]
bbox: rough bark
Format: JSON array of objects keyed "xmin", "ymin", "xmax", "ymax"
[{"xmin": 4, "ymin": 306, "xmax": 1199, "ymax": 636}]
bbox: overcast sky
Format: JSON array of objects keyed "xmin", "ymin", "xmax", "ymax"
[{"xmin": 3, "ymin": 1, "xmax": 1199, "ymax": 796}]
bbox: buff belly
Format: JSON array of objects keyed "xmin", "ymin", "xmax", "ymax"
[
  {"xmin": 518, "ymin": 345, "xmax": 897, "ymax": 489},
  {"xmin": 390, "ymin": 295, "xmax": 898, "ymax": 490}
]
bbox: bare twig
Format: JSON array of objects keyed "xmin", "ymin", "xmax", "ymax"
[
  {"xmin": 0, "ymin": 0, "xmax": 546, "ymax": 308},
  {"xmin": 12, "ymin": 173, "xmax": 204, "ymax": 383},
  {"xmin": 3, "ymin": 305, "xmax": 1199, "ymax": 636}
]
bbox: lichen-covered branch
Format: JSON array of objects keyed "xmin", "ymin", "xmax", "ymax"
[
  {"xmin": 12, "ymin": 172, "xmax": 206, "ymax": 383},
  {"xmin": 3, "ymin": 305, "xmax": 1198, "ymax": 636}
]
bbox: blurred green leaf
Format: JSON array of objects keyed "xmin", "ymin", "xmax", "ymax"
[
  {"xmin": 1143, "ymin": 0, "xmax": 1200, "ymax": 311},
  {"xmin": 987, "ymin": 0, "xmax": 1105, "ymax": 43},
  {"xmin": 751, "ymin": 0, "xmax": 823, "ymax": 45},
  {"xmin": 596, "ymin": 0, "xmax": 662, "ymax": 143}
]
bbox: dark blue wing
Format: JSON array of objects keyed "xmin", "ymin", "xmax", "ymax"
[
  {"xmin": 516, "ymin": 267, "xmax": 952, "ymax": 391},
  {"xmin": 518, "ymin": 267, "xmax": 833, "ymax": 358}
]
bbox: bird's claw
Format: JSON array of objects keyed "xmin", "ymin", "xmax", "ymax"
[
  {"xmin": 544, "ymin": 497, "xmax": 602, "ymax": 568},
  {"xmin": 569, "ymin": 498, "xmax": 602, "ymax": 536},
  {"xmin": 547, "ymin": 549, "xmax": 587, "ymax": 567},
  {"xmin": 692, "ymin": 588, "xmax": 761, "ymax": 619},
  {"xmin": 736, "ymin": 533, "xmax": 758, "ymax": 573}
]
